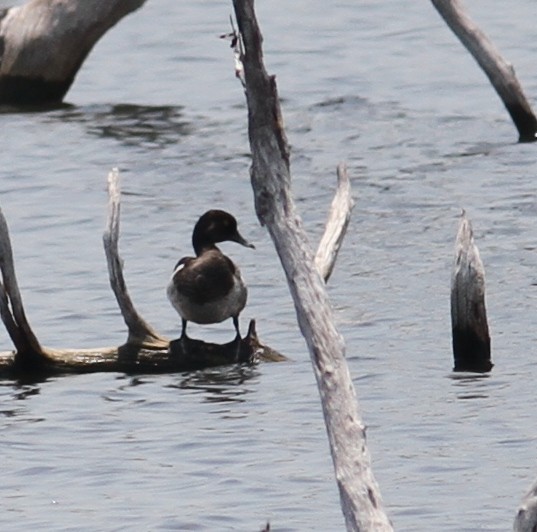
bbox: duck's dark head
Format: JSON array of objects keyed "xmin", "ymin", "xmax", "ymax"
[{"xmin": 192, "ymin": 210, "xmax": 255, "ymax": 255}]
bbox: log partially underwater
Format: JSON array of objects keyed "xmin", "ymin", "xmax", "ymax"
[
  {"xmin": 0, "ymin": 0, "xmax": 147, "ymax": 106},
  {"xmin": 0, "ymin": 320, "xmax": 282, "ymax": 377},
  {"xmin": 0, "ymin": 163, "xmax": 352, "ymax": 377},
  {"xmin": 231, "ymin": 1, "xmax": 392, "ymax": 530},
  {"xmin": 451, "ymin": 211, "xmax": 492, "ymax": 372},
  {"xmin": 431, "ymin": 0, "xmax": 537, "ymax": 142}
]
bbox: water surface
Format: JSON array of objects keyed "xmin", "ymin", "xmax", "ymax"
[{"xmin": 1, "ymin": 1, "xmax": 537, "ymax": 530}]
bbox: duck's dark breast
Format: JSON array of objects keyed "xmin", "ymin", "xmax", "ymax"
[{"xmin": 173, "ymin": 251, "xmax": 235, "ymax": 305}]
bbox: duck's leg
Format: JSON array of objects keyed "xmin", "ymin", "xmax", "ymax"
[
  {"xmin": 232, "ymin": 316, "xmax": 242, "ymax": 361},
  {"xmin": 233, "ymin": 316, "xmax": 241, "ymax": 340},
  {"xmin": 180, "ymin": 318, "xmax": 188, "ymax": 339}
]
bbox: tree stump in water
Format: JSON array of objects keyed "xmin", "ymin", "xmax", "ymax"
[{"xmin": 451, "ymin": 211, "xmax": 492, "ymax": 372}]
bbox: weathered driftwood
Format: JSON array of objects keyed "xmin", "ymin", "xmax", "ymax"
[
  {"xmin": 0, "ymin": 169, "xmax": 286, "ymax": 378},
  {"xmin": 231, "ymin": 1, "xmax": 392, "ymax": 530},
  {"xmin": 0, "ymin": 0, "xmax": 146, "ymax": 106},
  {"xmin": 514, "ymin": 479, "xmax": 537, "ymax": 532},
  {"xmin": 431, "ymin": 0, "xmax": 537, "ymax": 142},
  {"xmin": 451, "ymin": 211, "xmax": 492, "ymax": 372}
]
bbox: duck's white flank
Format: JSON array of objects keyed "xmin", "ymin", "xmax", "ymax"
[{"xmin": 166, "ymin": 265, "xmax": 247, "ymax": 325}]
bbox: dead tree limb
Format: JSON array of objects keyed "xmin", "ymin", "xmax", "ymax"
[
  {"xmin": 315, "ymin": 163, "xmax": 354, "ymax": 283},
  {"xmin": 431, "ymin": 0, "xmax": 537, "ymax": 142},
  {"xmin": 104, "ymin": 168, "xmax": 168, "ymax": 349},
  {"xmin": 451, "ymin": 211, "xmax": 492, "ymax": 372},
  {"xmin": 0, "ymin": 0, "xmax": 147, "ymax": 106},
  {"xmin": 231, "ymin": 1, "xmax": 392, "ymax": 530}
]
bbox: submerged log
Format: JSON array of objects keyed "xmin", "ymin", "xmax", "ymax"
[
  {"xmin": 0, "ymin": 0, "xmax": 146, "ymax": 106},
  {"xmin": 0, "ymin": 319, "xmax": 282, "ymax": 377},
  {"xmin": 431, "ymin": 0, "xmax": 537, "ymax": 142},
  {"xmin": 451, "ymin": 211, "xmax": 492, "ymax": 372},
  {"xmin": 231, "ymin": 2, "xmax": 392, "ymax": 530}
]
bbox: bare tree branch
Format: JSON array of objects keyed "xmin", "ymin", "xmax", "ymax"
[
  {"xmin": 231, "ymin": 1, "xmax": 392, "ymax": 530},
  {"xmin": 0, "ymin": 206, "xmax": 42, "ymax": 355},
  {"xmin": 103, "ymin": 169, "xmax": 168, "ymax": 348},
  {"xmin": 431, "ymin": 0, "xmax": 537, "ymax": 142},
  {"xmin": 315, "ymin": 163, "xmax": 354, "ymax": 283}
]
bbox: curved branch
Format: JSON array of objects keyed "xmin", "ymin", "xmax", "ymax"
[
  {"xmin": 0, "ymin": 207, "xmax": 42, "ymax": 355},
  {"xmin": 0, "ymin": 0, "xmax": 147, "ymax": 105},
  {"xmin": 0, "ymin": 281, "xmax": 24, "ymax": 351},
  {"xmin": 315, "ymin": 163, "xmax": 354, "ymax": 283},
  {"xmin": 232, "ymin": 2, "xmax": 392, "ymax": 530},
  {"xmin": 431, "ymin": 0, "xmax": 537, "ymax": 142},
  {"xmin": 103, "ymin": 169, "xmax": 168, "ymax": 348}
]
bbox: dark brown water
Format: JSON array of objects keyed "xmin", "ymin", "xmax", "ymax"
[{"xmin": 1, "ymin": 1, "xmax": 536, "ymax": 530}]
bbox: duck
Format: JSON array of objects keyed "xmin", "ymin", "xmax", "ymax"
[{"xmin": 167, "ymin": 209, "xmax": 255, "ymax": 340}]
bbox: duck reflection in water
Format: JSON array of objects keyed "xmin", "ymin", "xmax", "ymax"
[{"xmin": 167, "ymin": 210, "xmax": 254, "ymax": 341}]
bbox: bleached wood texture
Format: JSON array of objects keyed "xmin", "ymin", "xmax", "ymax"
[
  {"xmin": 0, "ymin": 0, "xmax": 146, "ymax": 105},
  {"xmin": 431, "ymin": 0, "xmax": 537, "ymax": 142},
  {"xmin": 231, "ymin": 1, "xmax": 392, "ymax": 530},
  {"xmin": 451, "ymin": 211, "xmax": 492, "ymax": 372},
  {"xmin": 104, "ymin": 169, "xmax": 168, "ymax": 349},
  {"xmin": 315, "ymin": 163, "xmax": 354, "ymax": 283}
]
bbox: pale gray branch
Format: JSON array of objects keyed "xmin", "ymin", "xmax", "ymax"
[
  {"xmin": 431, "ymin": 0, "xmax": 537, "ymax": 142},
  {"xmin": 103, "ymin": 169, "xmax": 168, "ymax": 348},
  {"xmin": 0, "ymin": 275, "xmax": 23, "ymax": 350},
  {"xmin": 232, "ymin": 1, "xmax": 392, "ymax": 530},
  {"xmin": 315, "ymin": 163, "xmax": 354, "ymax": 283}
]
